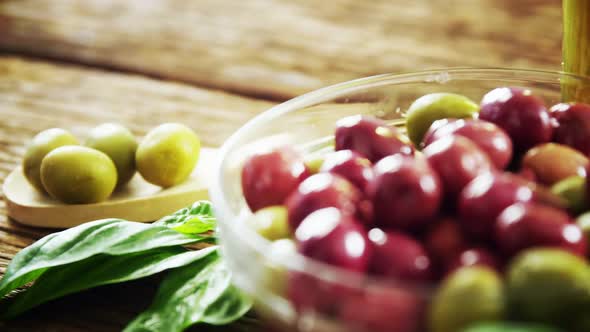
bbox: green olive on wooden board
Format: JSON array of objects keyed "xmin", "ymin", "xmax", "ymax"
[
  {"xmin": 85, "ymin": 123, "xmax": 138, "ymax": 187},
  {"xmin": 136, "ymin": 123, "xmax": 201, "ymax": 187},
  {"xmin": 40, "ymin": 146, "xmax": 117, "ymax": 204},
  {"xmin": 23, "ymin": 128, "xmax": 79, "ymax": 192},
  {"xmin": 405, "ymin": 92, "xmax": 479, "ymax": 146}
]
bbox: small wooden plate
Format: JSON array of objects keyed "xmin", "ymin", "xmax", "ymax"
[{"xmin": 3, "ymin": 148, "xmax": 218, "ymax": 229}]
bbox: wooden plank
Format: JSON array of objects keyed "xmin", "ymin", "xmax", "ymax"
[
  {"xmin": 0, "ymin": 55, "xmax": 274, "ymax": 331},
  {"xmin": 0, "ymin": 0, "xmax": 562, "ymax": 99}
]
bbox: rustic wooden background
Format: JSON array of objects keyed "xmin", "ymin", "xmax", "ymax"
[{"xmin": 0, "ymin": 0, "xmax": 563, "ymax": 331}]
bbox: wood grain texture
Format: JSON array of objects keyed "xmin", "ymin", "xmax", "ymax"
[
  {"xmin": 0, "ymin": 0, "xmax": 562, "ymax": 99},
  {"xmin": 0, "ymin": 55, "xmax": 273, "ymax": 331}
]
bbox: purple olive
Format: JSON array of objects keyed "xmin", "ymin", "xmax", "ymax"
[
  {"xmin": 447, "ymin": 248, "xmax": 501, "ymax": 273},
  {"xmin": 368, "ymin": 228, "xmax": 433, "ymax": 282},
  {"xmin": 424, "ymin": 119, "xmax": 513, "ymax": 169},
  {"xmin": 241, "ymin": 146, "xmax": 309, "ymax": 212},
  {"xmin": 335, "ymin": 115, "xmax": 414, "ymax": 162},
  {"xmin": 495, "ymin": 202, "xmax": 587, "ymax": 257},
  {"xmin": 295, "ymin": 207, "xmax": 372, "ymax": 271},
  {"xmin": 479, "ymin": 87, "xmax": 552, "ymax": 152},
  {"xmin": 320, "ymin": 149, "xmax": 374, "ymax": 193},
  {"xmin": 458, "ymin": 172, "xmax": 535, "ymax": 240},
  {"xmin": 424, "ymin": 218, "xmax": 469, "ymax": 268},
  {"xmin": 339, "ymin": 286, "xmax": 424, "ymax": 332},
  {"xmin": 286, "ymin": 173, "xmax": 362, "ymax": 230},
  {"xmin": 368, "ymin": 154, "xmax": 442, "ymax": 231},
  {"xmin": 551, "ymin": 102, "xmax": 590, "ymax": 156},
  {"xmin": 424, "ymin": 136, "xmax": 494, "ymax": 198}
]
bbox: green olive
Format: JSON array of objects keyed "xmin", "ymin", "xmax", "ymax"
[
  {"xmin": 23, "ymin": 128, "xmax": 79, "ymax": 192},
  {"xmin": 550, "ymin": 176, "xmax": 588, "ymax": 214},
  {"xmin": 461, "ymin": 322, "xmax": 564, "ymax": 332},
  {"xmin": 405, "ymin": 92, "xmax": 479, "ymax": 146},
  {"xmin": 507, "ymin": 248, "xmax": 590, "ymax": 330},
  {"xmin": 246, "ymin": 205, "xmax": 290, "ymax": 240},
  {"xmin": 429, "ymin": 266, "xmax": 505, "ymax": 332},
  {"xmin": 136, "ymin": 123, "xmax": 201, "ymax": 187},
  {"xmin": 303, "ymin": 155, "xmax": 324, "ymax": 174},
  {"xmin": 40, "ymin": 146, "xmax": 117, "ymax": 204},
  {"xmin": 85, "ymin": 123, "xmax": 138, "ymax": 187}
]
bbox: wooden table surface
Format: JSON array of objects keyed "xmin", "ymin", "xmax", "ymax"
[{"xmin": 0, "ymin": 0, "xmax": 563, "ymax": 331}]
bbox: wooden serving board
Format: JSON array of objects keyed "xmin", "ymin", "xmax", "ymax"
[{"xmin": 3, "ymin": 147, "xmax": 218, "ymax": 229}]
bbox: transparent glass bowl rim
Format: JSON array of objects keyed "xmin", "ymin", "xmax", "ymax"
[{"xmin": 209, "ymin": 67, "xmax": 590, "ymax": 287}]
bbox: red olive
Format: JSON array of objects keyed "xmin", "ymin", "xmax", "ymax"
[
  {"xmin": 368, "ymin": 228, "xmax": 433, "ymax": 282},
  {"xmin": 295, "ymin": 207, "xmax": 372, "ymax": 271},
  {"xmin": 335, "ymin": 115, "xmax": 414, "ymax": 162},
  {"xmin": 368, "ymin": 154, "xmax": 442, "ymax": 231},
  {"xmin": 551, "ymin": 102, "xmax": 590, "ymax": 156},
  {"xmin": 424, "ymin": 119, "xmax": 513, "ymax": 169},
  {"xmin": 480, "ymin": 87, "xmax": 552, "ymax": 152},
  {"xmin": 320, "ymin": 149, "xmax": 374, "ymax": 193},
  {"xmin": 241, "ymin": 146, "xmax": 309, "ymax": 212},
  {"xmin": 286, "ymin": 173, "xmax": 362, "ymax": 230},
  {"xmin": 424, "ymin": 135, "xmax": 494, "ymax": 198},
  {"xmin": 495, "ymin": 202, "xmax": 587, "ymax": 257},
  {"xmin": 458, "ymin": 172, "xmax": 535, "ymax": 241}
]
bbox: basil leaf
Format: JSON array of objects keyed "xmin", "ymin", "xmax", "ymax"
[
  {"xmin": 123, "ymin": 248, "xmax": 252, "ymax": 332},
  {"xmin": 154, "ymin": 201, "xmax": 216, "ymax": 235},
  {"xmin": 0, "ymin": 246, "xmax": 218, "ymax": 319},
  {"xmin": 0, "ymin": 218, "xmax": 207, "ymax": 298}
]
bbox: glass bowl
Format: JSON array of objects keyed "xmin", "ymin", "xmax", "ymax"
[{"xmin": 209, "ymin": 68, "xmax": 590, "ymax": 332}]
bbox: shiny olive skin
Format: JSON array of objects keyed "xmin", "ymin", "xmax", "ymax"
[
  {"xmin": 496, "ymin": 203, "xmax": 587, "ymax": 258},
  {"xmin": 507, "ymin": 249, "xmax": 590, "ymax": 331},
  {"xmin": 522, "ymin": 143, "xmax": 588, "ymax": 186},
  {"xmin": 551, "ymin": 102, "xmax": 590, "ymax": 156},
  {"xmin": 424, "ymin": 135, "xmax": 494, "ymax": 198},
  {"xmin": 23, "ymin": 128, "xmax": 79, "ymax": 192},
  {"xmin": 295, "ymin": 207, "xmax": 371, "ymax": 272},
  {"xmin": 85, "ymin": 123, "xmax": 138, "ymax": 187},
  {"xmin": 242, "ymin": 146, "xmax": 309, "ymax": 212},
  {"xmin": 136, "ymin": 123, "xmax": 200, "ymax": 188},
  {"xmin": 335, "ymin": 115, "xmax": 414, "ymax": 162},
  {"xmin": 424, "ymin": 119, "xmax": 513, "ymax": 169},
  {"xmin": 480, "ymin": 87, "xmax": 552, "ymax": 152},
  {"xmin": 429, "ymin": 266, "xmax": 505, "ymax": 332},
  {"xmin": 319, "ymin": 149, "xmax": 373, "ymax": 193},
  {"xmin": 368, "ymin": 154, "xmax": 442, "ymax": 231},
  {"xmin": 286, "ymin": 173, "xmax": 362, "ymax": 230},
  {"xmin": 458, "ymin": 172, "xmax": 535, "ymax": 241},
  {"xmin": 40, "ymin": 146, "xmax": 117, "ymax": 204},
  {"xmin": 368, "ymin": 228, "xmax": 433, "ymax": 282},
  {"xmin": 406, "ymin": 92, "xmax": 479, "ymax": 146}
]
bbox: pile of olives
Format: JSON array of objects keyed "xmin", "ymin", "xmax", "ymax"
[
  {"xmin": 23, "ymin": 123, "xmax": 200, "ymax": 204},
  {"xmin": 240, "ymin": 87, "xmax": 590, "ymax": 332}
]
